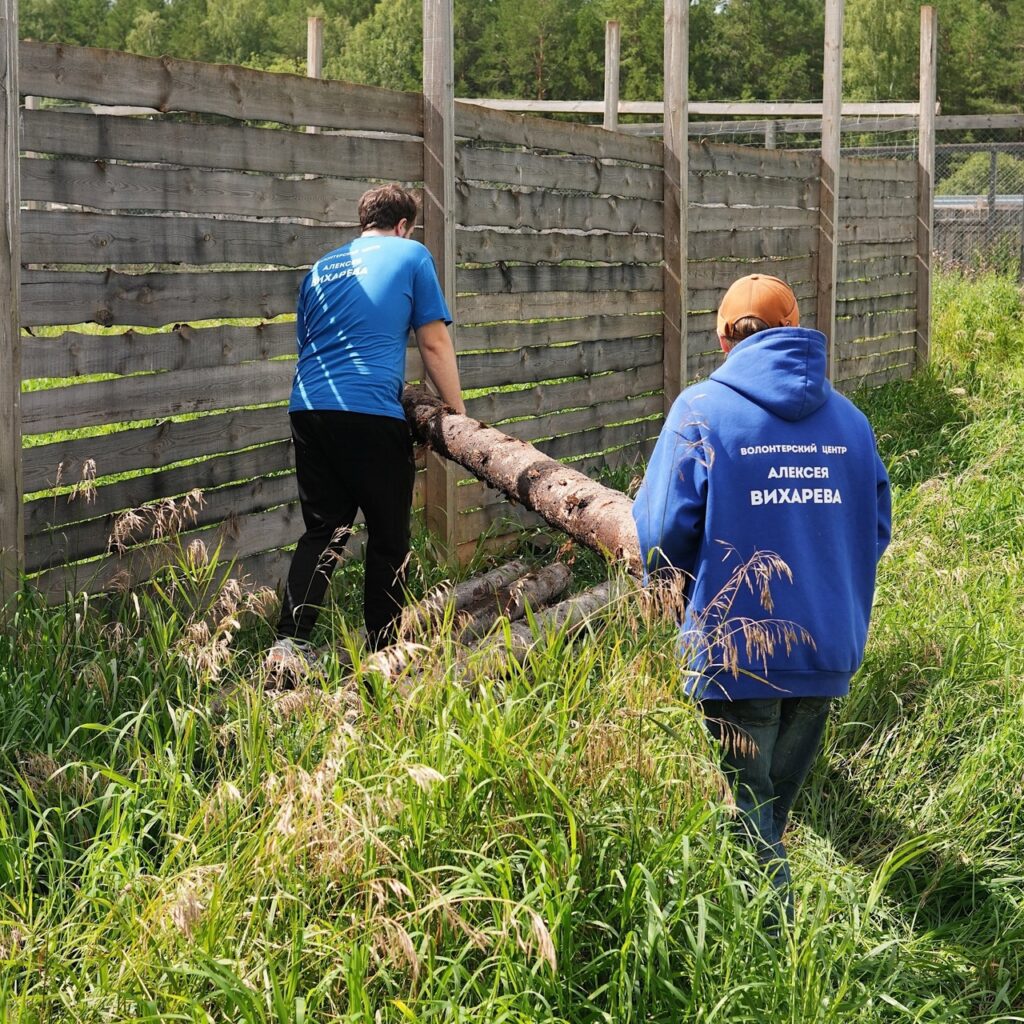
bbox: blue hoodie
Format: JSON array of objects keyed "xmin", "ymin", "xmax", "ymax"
[{"xmin": 633, "ymin": 327, "xmax": 891, "ymax": 701}]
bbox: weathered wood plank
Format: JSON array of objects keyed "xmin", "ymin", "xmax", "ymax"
[
  {"xmin": 458, "ymin": 288, "xmax": 662, "ymax": 325},
  {"xmin": 692, "ymin": 205, "xmax": 818, "ymax": 233},
  {"xmin": 21, "ymin": 156, "xmax": 369, "ymax": 222},
  {"xmin": 457, "ymin": 334, "xmax": 662, "ymax": 390},
  {"xmin": 465, "ymin": 363, "xmax": 662, "ymax": 425},
  {"xmin": 26, "ymin": 468, "xmax": 299, "ymax": 571},
  {"xmin": 839, "ymin": 239, "xmax": 916, "ymax": 261},
  {"xmin": 690, "ymin": 171, "xmax": 818, "ymax": 209},
  {"xmin": 22, "ymin": 209, "xmax": 355, "ymax": 267},
  {"xmin": 687, "ymin": 255, "xmax": 816, "ymax": 292},
  {"xmin": 841, "ymin": 175, "xmax": 917, "ymax": 201},
  {"xmin": 22, "ymin": 322, "xmax": 295, "ymax": 380},
  {"xmin": 537, "ymin": 418, "xmax": 660, "ymax": 462},
  {"xmin": 457, "ymin": 262, "xmax": 662, "ymax": 297},
  {"xmin": 26, "ymin": 438, "xmax": 294, "ymax": 538},
  {"xmin": 838, "ymin": 215, "xmax": 917, "ymax": 245},
  {"xmin": 834, "ymin": 360, "xmax": 914, "ymax": 394},
  {"xmin": 21, "ymin": 268, "xmax": 303, "ymax": 328},
  {"xmin": 454, "ymin": 101, "xmax": 663, "ymax": 165},
  {"xmin": 23, "ymin": 108, "xmax": 423, "ymax": 182},
  {"xmin": 457, "ymin": 313, "xmax": 661, "ymax": 353},
  {"xmin": 688, "ymin": 141, "xmax": 819, "ymax": 180},
  {"xmin": 836, "ymin": 331, "xmax": 916, "ymax": 364},
  {"xmin": 837, "ymin": 275, "xmax": 914, "ymax": 305},
  {"xmin": 456, "ymin": 227, "xmax": 663, "ymax": 265},
  {"xmin": 838, "ymin": 256, "xmax": 915, "ymax": 288},
  {"xmin": 839, "ymin": 196, "xmax": 916, "ymax": 220},
  {"xmin": 456, "ymin": 144, "xmax": 663, "ymax": 199},
  {"xmin": 23, "ymin": 406, "xmax": 289, "ymax": 493},
  {"xmin": 837, "ymin": 293, "xmax": 915, "ymax": 318},
  {"xmin": 836, "ymin": 308, "xmax": 916, "ymax": 342},
  {"xmin": 841, "ymin": 156, "xmax": 917, "ymax": 183},
  {"xmin": 458, "ymin": 184, "xmax": 663, "ymax": 235},
  {"xmin": 20, "ymin": 40, "xmax": 423, "ymax": 135},
  {"xmin": 835, "ymin": 348, "xmax": 916, "ymax": 382},
  {"xmin": 30, "ymin": 499, "xmax": 305, "ymax": 600},
  {"xmin": 22, "ymin": 361, "xmax": 294, "ymax": 434},
  {"xmin": 689, "ymin": 227, "xmax": 818, "ymax": 261}
]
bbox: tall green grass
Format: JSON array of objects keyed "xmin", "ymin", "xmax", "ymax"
[{"xmin": 1, "ymin": 271, "xmax": 1022, "ymax": 1022}]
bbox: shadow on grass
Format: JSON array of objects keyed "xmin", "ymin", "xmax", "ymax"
[{"xmin": 850, "ymin": 366, "xmax": 976, "ymax": 490}]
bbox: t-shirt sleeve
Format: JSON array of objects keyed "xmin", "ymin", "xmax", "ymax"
[{"xmin": 411, "ymin": 252, "xmax": 453, "ymax": 328}]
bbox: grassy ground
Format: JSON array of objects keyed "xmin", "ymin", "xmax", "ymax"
[{"xmin": 1, "ymin": 272, "xmax": 1022, "ymax": 1022}]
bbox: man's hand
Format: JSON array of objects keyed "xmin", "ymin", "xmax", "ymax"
[{"xmin": 415, "ymin": 320, "xmax": 466, "ymax": 415}]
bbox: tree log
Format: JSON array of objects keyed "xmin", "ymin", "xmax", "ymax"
[
  {"xmin": 457, "ymin": 561, "xmax": 572, "ymax": 639},
  {"xmin": 401, "ymin": 387, "xmax": 642, "ymax": 575}
]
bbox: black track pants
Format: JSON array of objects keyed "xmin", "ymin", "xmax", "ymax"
[{"xmin": 277, "ymin": 409, "xmax": 415, "ymax": 649}]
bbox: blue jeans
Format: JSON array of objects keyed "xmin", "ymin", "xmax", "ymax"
[{"xmin": 700, "ymin": 696, "xmax": 832, "ymax": 918}]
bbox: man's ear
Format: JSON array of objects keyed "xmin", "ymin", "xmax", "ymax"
[{"xmin": 718, "ymin": 333, "xmax": 732, "ymax": 355}]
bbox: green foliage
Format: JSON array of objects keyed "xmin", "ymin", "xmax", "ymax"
[{"xmin": 937, "ymin": 150, "xmax": 1024, "ymax": 196}]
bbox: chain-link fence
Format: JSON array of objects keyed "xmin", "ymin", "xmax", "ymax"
[{"xmin": 681, "ymin": 116, "xmax": 1024, "ymax": 280}]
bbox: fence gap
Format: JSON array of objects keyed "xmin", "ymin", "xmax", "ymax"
[
  {"xmin": 917, "ymin": 5, "xmax": 937, "ymax": 368},
  {"xmin": 662, "ymin": 0, "xmax": 688, "ymax": 408},
  {"xmin": 422, "ymin": 0, "xmax": 459, "ymax": 557}
]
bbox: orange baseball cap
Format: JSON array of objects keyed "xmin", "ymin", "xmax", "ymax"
[{"xmin": 717, "ymin": 274, "xmax": 800, "ymax": 339}]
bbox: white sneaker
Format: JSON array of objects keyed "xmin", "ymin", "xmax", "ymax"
[{"xmin": 264, "ymin": 637, "xmax": 318, "ymax": 682}]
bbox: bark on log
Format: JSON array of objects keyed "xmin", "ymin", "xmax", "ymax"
[
  {"xmin": 399, "ymin": 558, "xmax": 530, "ymax": 638},
  {"xmin": 402, "ymin": 387, "xmax": 642, "ymax": 575},
  {"xmin": 457, "ymin": 561, "xmax": 572, "ymax": 640}
]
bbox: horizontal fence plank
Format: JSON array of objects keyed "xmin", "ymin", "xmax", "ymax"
[
  {"xmin": 20, "ymin": 40, "xmax": 423, "ymax": 135},
  {"xmin": 836, "ymin": 360, "xmax": 915, "ymax": 393},
  {"xmin": 456, "ymin": 227, "xmax": 663, "ymax": 265},
  {"xmin": 455, "ymin": 101, "xmax": 663, "ymax": 165},
  {"xmin": 835, "ymin": 349, "xmax": 916, "ymax": 382},
  {"xmin": 457, "ymin": 335, "xmax": 662, "ymax": 389},
  {"xmin": 458, "ymin": 288, "xmax": 663, "ymax": 324},
  {"xmin": 689, "ymin": 227, "xmax": 818, "ymax": 261},
  {"xmin": 26, "ymin": 439, "xmax": 294, "ymax": 539},
  {"xmin": 21, "ymin": 268, "xmax": 303, "ymax": 328},
  {"xmin": 457, "ymin": 262, "xmax": 662, "ymax": 297},
  {"xmin": 457, "ymin": 313, "xmax": 661, "ymax": 353},
  {"xmin": 842, "ymin": 157, "xmax": 918, "ymax": 183},
  {"xmin": 838, "ymin": 257, "xmax": 915, "ymax": 289},
  {"xmin": 23, "ymin": 406, "xmax": 290, "ymax": 493},
  {"xmin": 30, "ymin": 500, "xmax": 304, "ymax": 600},
  {"xmin": 458, "ymin": 184, "xmax": 663, "ymax": 235},
  {"xmin": 688, "ymin": 142, "xmax": 819, "ymax": 180},
  {"xmin": 689, "ymin": 171, "xmax": 819, "ymax": 210},
  {"xmin": 23, "ymin": 322, "xmax": 295, "ymax": 379},
  {"xmin": 22, "ymin": 209, "xmax": 354, "ymax": 267},
  {"xmin": 687, "ymin": 255, "xmax": 817, "ymax": 292},
  {"xmin": 465, "ymin": 363, "xmax": 662, "ymax": 424},
  {"xmin": 22, "ymin": 156, "xmax": 368, "ymax": 223},
  {"xmin": 836, "ymin": 331, "xmax": 916, "ymax": 364},
  {"xmin": 23, "ymin": 362, "xmax": 294, "ymax": 435},
  {"xmin": 838, "ymin": 196, "xmax": 916, "ymax": 220},
  {"xmin": 24, "ymin": 109, "xmax": 423, "ymax": 182},
  {"xmin": 837, "ymin": 293, "xmax": 915, "ymax": 318},
  {"xmin": 838, "ymin": 215, "xmax": 917, "ymax": 245},
  {"xmin": 26, "ymin": 460, "xmax": 298, "ymax": 571},
  {"xmin": 836, "ymin": 308, "xmax": 916, "ymax": 343},
  {"xmin": 839, "ymin": 239, "xmax": 916, "ymax": 261},
  {"xmin": 691, "ymin": 205, "xmax": 818, "ymax": 233},
  {"xmin": 537, "ymin": 418, "xmax": 660, "ymax": 462},
  {"xmin": 841, "ymin": 175, "xmax": 918, "ymax": 201},
  {"xmin": 456, "ymin": 144, "xmax": 662, "ymax": 199}
]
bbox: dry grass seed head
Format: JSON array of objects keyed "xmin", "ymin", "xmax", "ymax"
[{"xmin": 69, "ymin": 458, "xmax": 97, "ymax": 505}]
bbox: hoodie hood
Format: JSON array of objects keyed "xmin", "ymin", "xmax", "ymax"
[{"xmin": 710, "ymin": 326, "xmax": 831, "ymax": 422}]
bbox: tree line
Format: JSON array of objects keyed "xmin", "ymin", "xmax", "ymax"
[{"xmin": 20, "ymin": 0, "xmax": 1024, "ymax": 114}]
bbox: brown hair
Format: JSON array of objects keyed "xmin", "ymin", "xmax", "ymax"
[
  {"xmin": 358, "ymin": 184, "xmax": 418, "ymax": 232},
  {"xmin": 727, "ymin": 315, "xmax": 770, "ymax": 342}
]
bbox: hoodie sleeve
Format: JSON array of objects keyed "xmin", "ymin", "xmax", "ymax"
[
  {"xmin": 875, "ymin": 449, "xmax": 892, "ymax": 563},
  {"xmin": 632, "ymin": 401, "xmax": 708, "ymax": 583}
]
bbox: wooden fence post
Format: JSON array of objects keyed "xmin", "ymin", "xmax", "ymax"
[
  {"xmin": 816, "ymin": 0, "xmax": 843, "ymax": 380},
  {"xmin": 603, "ymin": 20, "xmax": 620, "ymax": 131},
  {"xmin": 917, "ymin": 5, "xmax": 937, "ymax": 369},
  {"xmin": 422, "ymin": 0, "xmax": 459, "ymax": 557},
  {"xmin": 662, "ymin": 0, "xmax": 688, "ymax": 410},
  {"xmin": 0, "ymin": 0, "xmax": 22, "ymax": 613},
  {"xmin": 306, "ymin": 16, "xmax": 323, "ymax": 135}
]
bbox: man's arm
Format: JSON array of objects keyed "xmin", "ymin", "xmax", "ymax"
[{"xmin": 415, "ymin": 319, "xmax": 465, "ymax": 415}]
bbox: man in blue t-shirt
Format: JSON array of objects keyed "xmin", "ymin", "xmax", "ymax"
[
  {"xmin": 633, "ymin": 274, "xmax": 891, "ymax": 921},
  {"xmin": 268, "ymin": 184, "xmax": 464, "ymax": 668}
]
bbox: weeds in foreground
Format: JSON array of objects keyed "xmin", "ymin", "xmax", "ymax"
[{"xmin": 0, "ymin": 271, "xmax": 1022, "ymax": 1021}]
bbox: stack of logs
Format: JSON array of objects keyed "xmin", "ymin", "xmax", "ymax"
[{"xmin": 344, "ymin": 388, "xmax": 644, "ymax": 687}]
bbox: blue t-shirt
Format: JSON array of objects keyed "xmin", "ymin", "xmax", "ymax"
[{"xmin": 289, "ymin": 236, "xmax": 451, "ymax": 420}]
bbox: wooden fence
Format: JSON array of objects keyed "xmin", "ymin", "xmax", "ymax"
[{"xmin": 3, "ymin": 41, "xmax": 930, "ymax": 599}]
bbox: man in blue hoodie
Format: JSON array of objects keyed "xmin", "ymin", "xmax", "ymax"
[{"xmin": 632, "ymin": 274, "xmax": 891, "ymax": 917}]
